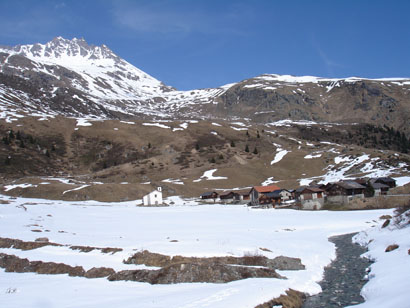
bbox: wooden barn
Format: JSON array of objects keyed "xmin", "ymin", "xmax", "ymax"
[
  {"xmin": 219, "ymin": 191, "xmax": 241, "ymax": 203},
  {"xmin": 200, "ymin": 191, "xmax": 219, "ymax": 203},
  {"xmin": 249, "ymin": 185, "xmax": 281, "ymax": 205},
  {"xmin": 372, "ymin": 177, "xmax": 396, "ymax": 188}
]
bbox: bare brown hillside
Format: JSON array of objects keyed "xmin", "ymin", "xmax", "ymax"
[{"xmin": 1, "ymin": 116, "xmax": 409, "ymax": 201}]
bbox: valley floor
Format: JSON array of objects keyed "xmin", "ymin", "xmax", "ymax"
[{"xmin": 0, "ymin": 195, "xmax": 408, "ymax": 308}]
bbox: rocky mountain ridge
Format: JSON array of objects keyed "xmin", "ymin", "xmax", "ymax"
[{"xmin": 0, "ymin": 37, "xmax": 409, "ymax": 136}]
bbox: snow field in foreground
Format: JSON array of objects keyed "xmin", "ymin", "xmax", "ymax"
[
  {"xmin": 0, "ymin": 195, "xmax": 395, "ymax": 308},
  {"xmin": 350, "ymin": 211, "xmax": 410, "ymax": 308}
]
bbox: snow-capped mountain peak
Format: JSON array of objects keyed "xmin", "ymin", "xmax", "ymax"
[
  {"xmin": 0, "ymin": 37, "xmax": 233, "ymax": 120},
  {"xmin": 7, "ymin": 37, "xmax": 119, "ymax": 62}
]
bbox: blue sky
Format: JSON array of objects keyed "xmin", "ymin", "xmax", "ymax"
[{"xmin": 0, "ymin": 0, "xmax": 409, "ymax": 90}]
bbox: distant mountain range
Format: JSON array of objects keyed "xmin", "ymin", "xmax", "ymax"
[{"xmin": 1, "ymin": 37, "xmax": 409, "ymax": 135}]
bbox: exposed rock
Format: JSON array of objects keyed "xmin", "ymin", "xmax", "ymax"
[
  {"xmin": 35, "ymin": 237, "xmax": 49, "ymax": 242},
  {"xmin": 100, "ymin": 247, "xmax": 123, "ymax": 254},
  {"xmin": 255, "ymin": 289, "xmax": 306, "ymax": 308},
  {"xmin": 0, "ymin": 237, "xmax": 61, "ymax": 250},
  {"xmin": 379, "ymin": 215, "xmax": 392, "ymax": 220},
  {"xmin": 70, "ymin": 245, "xmax": 122, "ymax": 254},
  {"xmin": 385, "ymin": 244, "xmax": 399, "ymax": 252},
  {"xmin": 382, "ymin": 219, "xmax": 391, "ymax": 228},
  {"xmin": 0, "ymin": 237, "xmax": 123, "ymax": 255},
  {"xmin": 109, "ymin": 262, "xmax": 283, "ymax": 284},
  {"xmin": 125, "ymin": 250, "xmax": 305, "ymax": 271},
  {"xmin": 125, "ymin": 250, "xmax": 171, "ymax": 267},
  {"xmin": 0, "ymin": 253, "xmax": 85, "ymax": 277},
  {"xmin": 70, "ymin": 245, "xmax": 94, "ymax": 253},
  {"xmin": 85, "ymin": 267, "xmax": 115, "ymax": 278}
]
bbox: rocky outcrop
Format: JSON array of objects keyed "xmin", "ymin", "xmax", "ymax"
[
  {"xmin": 125, "ymin": 250, "xmax": 305, "ymax": 271},
  {"xmin": 84, "ymin": 267, "xmax": 116, "ymax": 278},
  {"xmin": 0, "ymin": 237, "xmax": 62, "ymax": 250},
  {"xmin": 0, "ymin": 252, "xmax": 285, "ymax": 284},
  {"xmin": 0, "ymin": 253, "xmax": 85, "ymax": 276},
  {"xmin": 385, "ymin": 244, "xmax": 399, "ymax": 252},
  {"xmin": 70, "ymin": 245, "xmax": 123, "ymax": 254},
  {"xmin": 108, "ymin": 262, "xmax": 283, "ymax": 284},
  {"xmin": 0, "ymin": 237, "xmax": 122, "ymax": 254},
  {"xmin": 255, "ymin": 289, "xmax": 306, "ymax": 308}
]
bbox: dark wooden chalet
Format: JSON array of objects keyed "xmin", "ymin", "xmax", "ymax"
[
  {"xmin": 200, "ymin": 191, "xmax": 219, "ymax": 200},
  {"xmin": 373, "ymin": 177, "xmax": 396, "ymax": 188},
  {"xmin": 325, "ymin": 181, "xmax": 366, "ymax": 196},
  {"xmin": 219, "ymin": 191, "xmax": 240, "ymax": 202}
]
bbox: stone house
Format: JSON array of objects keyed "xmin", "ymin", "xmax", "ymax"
[
  {"xmin": 296, "ymin": 187, "xmax": 325, "ymax": 210},
  {"xmin": 325, "ymin": 181, "xmax": 366, "ymax": 205}
]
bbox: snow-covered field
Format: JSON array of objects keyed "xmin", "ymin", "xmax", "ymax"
[
  {"xmin": 350, "ymin": 209, "xmax": 410, "ymax": 308},
  {"xmin": 0, "ymin": 194, "xmax": 407, "ymax": 308}
]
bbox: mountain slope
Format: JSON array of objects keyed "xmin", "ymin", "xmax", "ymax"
[
  {"xmin": 1, "ymin": 37, "xmax": 409, "ymax": 135},
  {"xmin": 216, "ymin": 74, "xmax": 410, "ymax": 135},
  {"xmin": 0, "ymin": 37, "xmax": 230, "ymax": 120}
]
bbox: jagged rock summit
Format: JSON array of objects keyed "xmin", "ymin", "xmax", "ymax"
[
  {"xmin": 0, "ymin": 37, "xmax": 229, "ymax": 120},
  {"xmin": 4, "ymin": 37, "xmax": 119, "ymax": 61}
]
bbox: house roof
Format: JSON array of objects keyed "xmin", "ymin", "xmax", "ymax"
[
  {"xmin": 295, "ymin": 186, "xmax": 307, "ymax": 193},
  {"xmin": 336, "ymin": 181, "xmax": 366, "ymax": 189},
  {"xmin": 253, "ymin": 185, "xmax": 281, "ymax": 193},
  {"xmin": 236, "ymin": 189, "xmax": 251, "ymax": 196},
  {"xmin": 371, "ymin": 183, "xmax": 390, "ymax": 189},
  {"xmin": 375, "ymin": 177, "xmax": 396, "ymax": 183},
  {"xmin": 264, "ymin": 191, "xmax": 282, "ymax": 198},
  {"xmin": 200, "ymin": 191, "xmax": 217, "ymax": 197},
  {"xmin": 301, "ymin": 187, "xmax": 324, "ymax": 193},
  {"xmin": 220, "ymin": 191, "xmax": 239, "ymax": 197}
]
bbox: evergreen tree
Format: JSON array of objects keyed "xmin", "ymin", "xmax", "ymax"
[
  {"xmin": 19, "ymin": 140, "xmax": 25, "ymax": 148},
  {"xmin": 4, "ymin": 155, "xmax": 11, "ymax": 165},
  {"xmin": 230, "ymin": 140, "xmax": 235, "ymax": 147},
  {"xmin": 257, "ymin": 131, "xmax": 260, "ymax": 138},
  {"xmin": 210, "ymin": 157, "xmax": 216, "ymax": 163},
  {"xmin": 195, "ymin": 143, "xmax": 200, "ymax": 150},
  {"xmin": 45, "ymin": 149, "xmax": 50, "ymax": 157},
  {"xmin": 253, "ymin": 147, "xmax": 258, "ymax": 154},
  {"xmin": 9, "ymin": 130, "xmax": 14, "ymax": 140},
  {"xmin": 16, "ymin": 131, "xmax": 21, "ymax": 140},
  {"xmin": 246, "ymin": 130, "xmax": 250, "ymax": 137},
  {"xmin": 245, "ymin": 144, "xmax": 249, "ymax": 152}
]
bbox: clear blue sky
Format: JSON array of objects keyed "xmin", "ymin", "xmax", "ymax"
[{"xmin": 1, "ymin": 0, "xmax": 409, "ymax": 90}]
